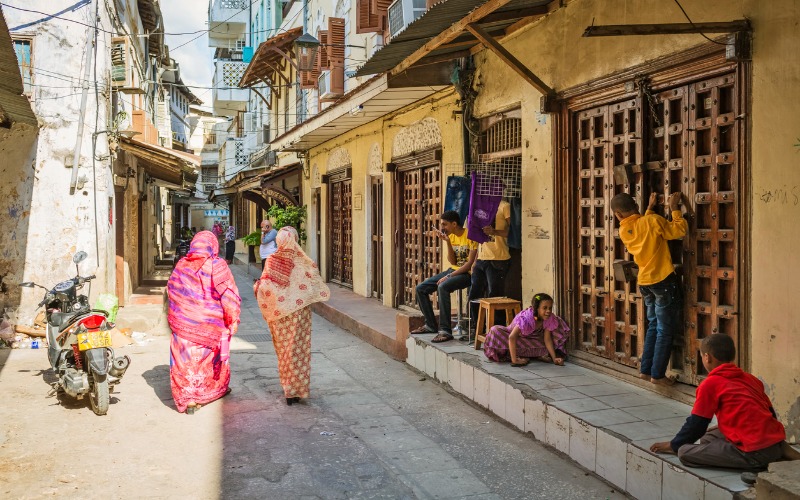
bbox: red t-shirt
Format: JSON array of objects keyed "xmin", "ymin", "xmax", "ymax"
[{"xmin": 692, "ymin": 363, "xmax": 785, "ymax": 452}]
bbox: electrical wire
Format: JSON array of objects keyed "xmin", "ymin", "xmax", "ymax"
[{"xmin": 671, "ymin": 0, "xmax": 729, "ymax": 46}]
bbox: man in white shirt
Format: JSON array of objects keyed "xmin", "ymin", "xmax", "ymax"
[{"xmin": 259, "ymin": 219, "xmax": 278, "ymax": 270}]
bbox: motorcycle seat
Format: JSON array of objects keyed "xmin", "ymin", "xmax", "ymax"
[{"xmin": 49, "ymin": 311, "xmax": 75, "ymax": 328}]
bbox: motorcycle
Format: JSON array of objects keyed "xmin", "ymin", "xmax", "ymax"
[
  {"xmin": 173, "ymin": 238, "xmax": 191, "ymax": 267},
  {"xmin": 20, "ymin": 251, "xmax": 130, "ymax": 415}
]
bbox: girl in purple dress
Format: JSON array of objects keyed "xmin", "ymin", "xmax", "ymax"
[{"xmin": 483, "ymin": 293, "xmax": 570, "ymax": 367}]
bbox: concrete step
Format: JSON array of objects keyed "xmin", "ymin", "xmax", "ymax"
[{"xmin": 406, "ymin": 335, "xmax": 757, "ymax": 500}]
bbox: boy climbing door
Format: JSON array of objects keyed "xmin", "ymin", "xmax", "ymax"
[
  {"xmin": 392, "ymin": 148, "xmax": 443, "ymax": 308},
  {"xmin": 328, "ymin": 167, "xmax": 353, "ymax": 286},
  {"xmin": 562, "ymin": 63, "xmax": 744, "ymax": 387}
]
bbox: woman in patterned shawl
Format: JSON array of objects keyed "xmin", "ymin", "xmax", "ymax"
[
  {"xmin": 483, "ymin": 293, "xmax": 570, "ymax": 367},
  {"xmin": 167, "ymin": 231, "xmax": 241, "ymax": 414},
  {"xmin": 254, "ymin": 226, "xmax": 329, "ymax": 405}
]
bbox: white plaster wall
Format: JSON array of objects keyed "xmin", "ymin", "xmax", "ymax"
[{"xmin": 6, "ymin": 1, "xmax": 117, "ymax": 322}]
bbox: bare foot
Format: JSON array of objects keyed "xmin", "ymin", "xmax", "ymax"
[
  {"xmin": 652, "ymin": 376, "xmax": 677, "ymax": 386},
  {"xmin": 511, "ymin": 358, "xmax": 530, "ymax": 367},
  {"xmin": 553, "ymin": 357, "xmax": 565, "ymax": 366},
  {"xmin": 639, "ymin": 373, "xmax": 652, "ymax": 382}
]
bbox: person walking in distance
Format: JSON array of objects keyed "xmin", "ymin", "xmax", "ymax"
[
  {"xmin": 610, "ymin": 192, "xmax": 687, "ymax": 386},
  {"xmin": 259, "ymin": 219, "xmax": 278, "ymax": 271}
]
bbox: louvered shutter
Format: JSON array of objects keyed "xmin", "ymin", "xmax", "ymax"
[
  {"xmin": 356, "ymin": 0, "xmax": 381, "ymax": 33},
  {"xmin": 372, "ymin": 0, "xmax": 393, "ymax": 30},
  {"xmin": 317, "ymin": 30, "xmax": 330, "ymax": 70},
  {"xmin": 328, "ymin": 18, "xmax": 345, "ymax": 96}
]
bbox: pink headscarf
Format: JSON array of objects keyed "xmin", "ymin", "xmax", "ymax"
[
  {"xmin": 168, "ymin": 231, "xmax": 241, "ymax": 348},
  {"xmin": 254, "ymin": 227, "xmax": 329, "ymax": 321}
]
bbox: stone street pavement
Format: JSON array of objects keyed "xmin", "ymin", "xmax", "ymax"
[{"xmin": 0, "ymin": 265, "xmax": 624, "ymax": 499}]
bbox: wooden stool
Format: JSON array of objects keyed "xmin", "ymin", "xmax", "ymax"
[{"xmin": 474, "ymin": 297, "xmax": 522, "ymax": 350}]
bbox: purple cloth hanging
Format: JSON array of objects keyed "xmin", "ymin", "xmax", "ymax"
[{"xmin": 467, "ymin": 171, "xmax": 504, "ymax": 244}]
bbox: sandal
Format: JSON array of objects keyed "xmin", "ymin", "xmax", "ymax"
[
  {"xmin": 651, "ymin": 375, "xmax": 678, "ymax": 386},
  {"xmin": 411, "ymin": 325, "xmax": 437, "ymax": 335},
  {"xmin": 431, "ymin": 333, "xmax": 454, "ymax": 343}
]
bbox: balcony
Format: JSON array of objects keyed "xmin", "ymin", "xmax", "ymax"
[
  {"xmin": 208, "ymin": 0, "xmax": 249, "ymax": 48},
  {"xmin": 212, "ymin": 60, "xmax": 249, "ymax": 117}
]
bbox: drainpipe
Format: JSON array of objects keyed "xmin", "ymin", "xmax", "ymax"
[
  {"xmin": 69, "ymin": 0, "xmax": 98, "ymax": 193},
  {"xmin": 299, "ymin": 0, "xmax": 308, "ymax": 122}
]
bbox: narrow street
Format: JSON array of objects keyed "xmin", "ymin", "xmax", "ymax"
[{"xmin": 0, "ymin": 265, "xmax": 623, "ymax": 499}]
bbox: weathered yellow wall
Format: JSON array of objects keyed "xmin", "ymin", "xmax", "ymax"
[
  {"xmin": 305, "ymin": 89, "xmax": 461, "ymax": 305},
  {"xmin": 471, "ymin": 0, "xmax": 800, "ymax": 439}
]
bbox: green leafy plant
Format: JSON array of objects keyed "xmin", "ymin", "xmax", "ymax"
[
  {"xmin": 267, "ymin": 205, "xmax": 308, "ymax": 243},
  {"xmin": 241, "ymin": 231, "xmax": 262, "ymax": 246}
]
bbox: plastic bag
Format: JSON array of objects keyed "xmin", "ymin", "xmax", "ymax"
[{"xmin": 94, "ymin": 293, "xmax": 119, "ymax": 323}]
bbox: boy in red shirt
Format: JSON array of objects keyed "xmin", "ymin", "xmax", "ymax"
[{"xmin": 650, "ymin": 334, "xmax": 788, "ymax": 470}]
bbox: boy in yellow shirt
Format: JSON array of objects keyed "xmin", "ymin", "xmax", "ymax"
[
  {"xmin": 412, "ymin": 211, "xmax": 478, "ymax": 343},
  {"xmin": 610, "ymin": 192, "xmax": 687, "ymax": 386}
]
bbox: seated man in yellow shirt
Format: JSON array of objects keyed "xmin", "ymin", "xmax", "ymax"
[
  {"xmin": 610, "ymin": 192, "xmax": 687, "ymax": 386},
  {"xmin": 412, "ymin": 211, "xmax": 478, "ymax": 343}
]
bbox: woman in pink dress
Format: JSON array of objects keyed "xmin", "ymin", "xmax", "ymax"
[
  {"xmin": 482, "ymin": 293, "xmax": 570, "ymax": 366},
  {"xmin": 167, "ymin": 231, "xmax": 241, "ymax": 414},
  {"xmin": 254, "ymin": 227, "xmax": 329, "ymax": 405}
]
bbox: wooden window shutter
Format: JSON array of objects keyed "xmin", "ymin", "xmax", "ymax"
[
  {"xmin": 300, "ymin": 49, "xmax": 320, "ymax": 89},
  {"xmin": 372, "ymin": 0, "xmax": 393, "ymax": 30},
  {"xmin": 357, "ymin": 0, "xmax": 381, "ymax": 33},
  {"xmin": 425, "ymin": 0, "xmax": 435, "ymax": 8},
  {"xmin": 328, "ymin": 17, "xmax": 346, "ymax": 95},
  {"xmin": 317, "ymin": 30, "xmax": 330, "ymax": 70}
]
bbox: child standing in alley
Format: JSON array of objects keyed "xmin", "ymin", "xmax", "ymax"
[
  {"xmin": 482, "ymin": 293, "xmax": 570, "ymax": 367},
  {"xmin": 650, "ymin": 334, "xmax": 792, "ymax": 470}
]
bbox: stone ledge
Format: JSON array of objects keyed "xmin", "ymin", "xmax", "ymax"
[
  {"xmin": 407, "ymin": 335, "xmax": 769, "ymax": 500},
  {"xmin": 756, "ymin": 461, "xmax": 800, "ymax": 499}
]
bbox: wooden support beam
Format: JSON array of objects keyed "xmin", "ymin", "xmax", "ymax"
[
  {"xmin": 389, "ymin": 0, "xmax": 514, "ymax": 76},
  {"xmin": 583, "ymin": 20, "xmax": 751, "ymax": 37},
  {"xmin": 479, "ymin": 5, "xmax": 548, "ymax": 24},
  {"xmin": 250, "ymin": 86, "xmax": 272, "ymax": 110},
  {"xmin": 272, "ymin": 46, "xmax": 299, "ymax": 72},
  {"xmin": 465, "ymin": 23, "xmax": 554, "ymax": 97}
]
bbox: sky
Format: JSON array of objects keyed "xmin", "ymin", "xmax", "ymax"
[{"xmin": 160, "ymin": 0, "xmax": 214, "ymax": 108}]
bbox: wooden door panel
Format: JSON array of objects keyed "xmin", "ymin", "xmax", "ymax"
[{"xmin": 371, "ymin": 178, "xmax": 383, "ymax": 300}]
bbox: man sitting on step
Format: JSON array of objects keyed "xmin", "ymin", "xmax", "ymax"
[{"xmin": 411, "ymin": 211, "xmax": 477, "ymax": 343}]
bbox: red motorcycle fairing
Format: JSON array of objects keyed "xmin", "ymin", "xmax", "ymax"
[{"xmin": 76, "ymin": 313, "xmax": 106, "ymax": 331}]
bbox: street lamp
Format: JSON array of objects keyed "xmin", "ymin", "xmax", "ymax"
[{"xmin": 294, "ymin": 33, "xmax": 320, "ymax": 71}]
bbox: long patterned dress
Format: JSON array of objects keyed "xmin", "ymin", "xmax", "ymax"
[
  {"xmin": 268, "ymin": 307, "xmax": 312, "ymax": 398},
  {"xmin": 483, "ymin": 308, "xmax": 570, "ymax": 362}
]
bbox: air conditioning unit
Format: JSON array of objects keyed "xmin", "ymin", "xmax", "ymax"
[
  {"xmin": 110, "ymin": 37, "xmax": 145, "ymax": 94},
  {"xmin": 318, "ymin": 70, "xmax": 335, "ymax": 100},
  {"xmin": 387, "ymin": 0, "xmax": 426, "ymax": 38}
]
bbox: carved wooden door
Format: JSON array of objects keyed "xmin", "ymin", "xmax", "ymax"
[
  {"xmin": 329, "ymin": 178, "xmax": 353, "ymax": 285},
  {"xmin": 397, "ymin": 164, "xmax": 442, "ymax": 306},
  {"xmin": 575, "ymin": 98, "xmax": 644, "ymax": 367}
]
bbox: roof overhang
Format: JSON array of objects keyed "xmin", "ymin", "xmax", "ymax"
[
  {"xmin": 354, "ymin": 0, "xmax": 558, "ymax": 78},
  {"xmin": 120, "ymin": 138, "xmax": 199, "ymax": 188},
  {"xmin": 208, "ymin": 186, "xmax": 237, "ymax": 203},
  {"xmin": 0, "ymin": 10, "xmax": 36, "ymax": 126},
  {"xmin": 238, "ymin": 27, "xmax": 303, "ymax": 93},
  {"xmin": 271, "ymin": 72, "xmax": 449, "ymax": 152}
]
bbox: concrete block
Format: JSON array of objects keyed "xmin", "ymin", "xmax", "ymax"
[
  {"xmin": 412, "ymin": 342, "xmax": 426, "ymax": 372},
  {"xmin": 405, "ymin": 337, "xmax": 416, "ymax": 366},
  {"xmin": 424, "ymin": 346, "xmax": 436, "ymax": 378},
  {"xmin": 448, "ymin": 357, "xmax": 461, "ymax": 392},
  {"xmin": 596, "ymin": 429, "xmax": 627, "ymax": 490},
  {"xmin": 545, "ymin": 406, "xmax": 570, "ymax": 454},
  {"xmin": 756, "ymin": 460, "xmax": 800, "ymax": 500},
  {"xmin": 505, "ymin": 385, "xmax": 525, "ymax": 431},
  {"xmin": 460, "ymin": 363, "xmax": 474, "ymax": 400},
  {"xmin": 489, "ymin": 377, "xmax": 506, "ymax": 420},
  {"xmin": 569, "ymin": 416, "xmax": 597, "ymax": 471},
  {"xmin": 396, "ymin": 311, "xmax": 424, "ymax": 342},
  {"xmin": 703, "ymin": 481, "xmax": 734, "ymax": 500},
  {"xmin": 524, "ymin": 398, "xmax": 546, "ymax": 441},
  {"xmin": 435, "ymin": 349, "xmax": 448, "ymax": 382},
  {"xmin": 626, "ymin": 444, "xmax": 663, "ymax": 500},
  {"xmin": 473, "ymin": 369, "xmax": 490, "ymax": 408},
  {"xmin": 662, "ymin": 463, "xmax": 703, "ymax": 500}
]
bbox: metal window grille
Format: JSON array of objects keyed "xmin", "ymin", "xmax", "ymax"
[
  {"xmin": 445, "ymin": 157, "xmax": 522, "ymax": 198},
  {"xmin": 483, "ymin": 118, "xmax": 522, "ymax": 154},
  {"xmin": 221, "ymin": 0, "xmax": 248, "ymax": 9}
]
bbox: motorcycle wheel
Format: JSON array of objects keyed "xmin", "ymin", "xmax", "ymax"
[{"xmin": 89, "ymin": 372, "xmax": 110, "ymax": 416}]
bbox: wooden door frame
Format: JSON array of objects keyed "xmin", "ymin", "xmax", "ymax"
[
  {"xmin": 326, "ymin": 166, "xmax": 353, "ymax": 286},
  {"xmin": 369, "ymin": 175, "xmax": 384, "ymax": 300},
  {"xmin": 554, "ymin": 42, "xmax": 751, "ymax": 376}
]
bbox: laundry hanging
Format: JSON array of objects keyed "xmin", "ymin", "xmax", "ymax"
[
  {"xmin": 467, "ymin": 171, "xmax": 505, "ymax": 244},
  {"xmin": 443, "ymin": 175, "xmax": 471, "ymax": 226}
]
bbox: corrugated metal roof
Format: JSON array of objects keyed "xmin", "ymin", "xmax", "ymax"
[
  {"xmin": 0, "ymin": 8, "xmax": 36, "ymax": 126},
  {"xmin": 355, "ymin": 0, "xmax": 552, "ymax": 77}
]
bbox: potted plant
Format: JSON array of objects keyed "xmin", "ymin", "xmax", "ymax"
[
  {"xmin": 267, "ymin": 205, "xmax": 308, "ymax": 243},
  {"xmin": 241, "ymin": 230, "xmax": 261, "ymax": 263}
]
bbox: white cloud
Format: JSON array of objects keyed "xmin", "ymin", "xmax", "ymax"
[{"xmin": 161, "ymin": 0, "xmax": 214, "ymax": 107}]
